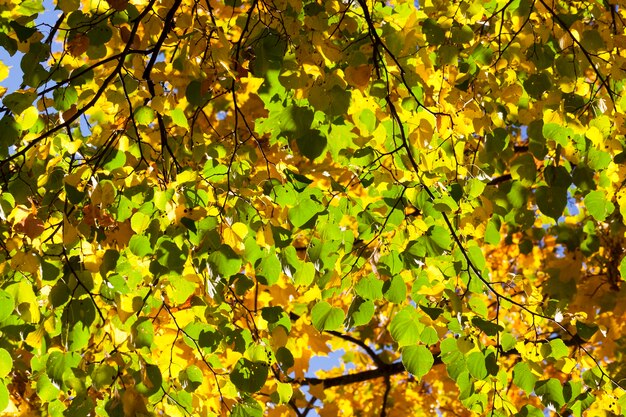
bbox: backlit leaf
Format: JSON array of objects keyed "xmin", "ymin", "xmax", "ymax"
[
  {"xmin": 311, "ymin": 301, "xmax": 344, "ymax": 331},
  {"xmin": 401, "ymin": 345, "xmax": 434, "ymax": 380}
]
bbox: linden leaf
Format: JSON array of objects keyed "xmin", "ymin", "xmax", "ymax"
[
  {"xmin": 401, "ymin": 345, "xmax": 434, "ymax": 380},
  {"xmin": 584, "ymin": 190, "xmax": 614, "ymax": 221},
  {"xmin": 311, "ymin": 301, "xmax": 344, "ymax": 331},
  {"xmin": 390, "ymin": 306, "xmax": 423, "ymax": 347},
  {"xmin": 0, "ymin": 290, "xmax": 15, "ymax": 322},
  {"xmin": 0, "ymin": 349, "xmax": 12, "ymax": 378},
  {"xmin": 535, "ymin": 186, "xmax": 567, "ymax": 221},
  {"xmin": 0, "ymin": 62, "xmax": 8, "ymax": 82},
  {"xmin": 132, "ymin": 318, "xmax": 154, "ymax": 349},
  {"xmin": 170, "ymin": 108, "xmax": 189, "ymax": 129},
  {"xmin": 230, "ymin": 359, "xmax": 269, "ymax": 393},
  {"xmin": 16, "ymin": 106, "xmax": 39, "ymax": 130},
  {"xmin": 288, "ymin": 197, "xmax": 324, "ymax": 228},
  {"xmin": 513, "ymin": 362, "xmax": 537, "ymax": 394},
  {"xmin": 0, "ymin": 382, "xmax": 8, "ymax": 413},
  {"xmin": 134, "ymin": 106, "xmax": 155, "ymax": 125}
]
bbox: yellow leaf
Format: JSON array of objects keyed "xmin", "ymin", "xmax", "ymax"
[
  {"xmin": 0, "ymin": 62, "xmax": 8, "ymax": 82},
  {"xmin": 585, "ymin": 126, "xmax": 603, "ymax": 145},
  {"xmin": 308, "ymin": 383, "xmax": 326, "ymax": 401},
  {"xmin": 91, "ymin": 180, "xmax": 117, "ymax": 206},
  {"xmin": 223, "ymin": 222, "xmax": 248, "ymax": 249},
  {"xmin": 17, "ymin": 106, "xmax": 39, "ymax": 131}
]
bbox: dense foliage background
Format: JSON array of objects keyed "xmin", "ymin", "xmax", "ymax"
[{"xmin": 1, "ymin": 0, "xmax": 626, "ymax": 415}]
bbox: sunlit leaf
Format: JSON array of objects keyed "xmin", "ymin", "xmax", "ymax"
[
  {"xmin": 401, "ymin": 345, "xmax": 433, "ymax": 380},
  {"xmin": 311, "ymin": 301, "xmax": 344, "ymax": 331}
]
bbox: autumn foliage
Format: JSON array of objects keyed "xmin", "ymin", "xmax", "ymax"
[{"xmin": 1, "ymin": 0, "xmax": 626, "ymax": 415}]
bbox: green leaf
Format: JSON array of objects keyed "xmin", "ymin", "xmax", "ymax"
[
  {"xmin": 451, "ymin": 24, "xmax": 473, "ymax": 43},
  {"xmin": 587, "ymin": 148, "xmax": 612, "ymax": 170},
  {"xmin": 484, "ymin": 219, "xmax": 500, "ymax": 245},
  {"xmin": 466, "ymin": 351, "xmax": 487, "ymax": 379},
  {"xmin": 500, "ymin": 332, "xmax": 516, "ymax": 352},
  {"xmin": 389, "ymin": 306, "xmax": 423, "ymax": 347},
  {"xmin": 420, "ymin": 326, "xmax": 438, "ymax": 346},
  {"xmin": 103, "ymin": 149, "xmax": 126, "ymax": 171},
  {"xmin": 471, "ymin": 317, "xmax": 503, "ymax": 336},
  {"xmin": 542, "ymin": 123, "xmax": 572, "ymax": 147},
  {"xmin": 513, "ymin": 362, "xmax": 537, "ymax": 394},
  {"xmin": 129, "ymin": 235, "xmax": 153, "ymax": 257},
  {"xmin": 423, "ymin": 18, "xmax": 445, "ymax": 44},
  {"xmin": 544, "ymin": 165, "xmax": 572, "ymax": 188},
  {"xmin": 9, "ymin": 21, "xmax": 37, "ymax": 42},
  {"xmin": 354, "ymin": 274, "xmax": 383, "ymax": 301},
  {"xmin": 67, "ymin": 320, "xmax": 90, "ymax": 350},
  {"xmin": 36, "ymin": 374, "xmax": 61, "ymax": 401},
  {"xmin": 5, "ymin": 280, "xmax": 40, "ymax": 323},
  {"xmin": 52, "ymin": 86, "xmax": 78, "ymax": 111},
  {"xmin": 288, "ymin": 197, "xmax": 324, "ymax": 228},
  {"xmin": 293, "ymin": 261, "xmax": 315, "ymax": 286},
  {"xmin": 383, "ymin": 275, "xmax": 406, "ymax": 304},
  {"xmin": 535, "ymin": 186, "xmax": 567, "ymax": 221},
  {"xmin": 470, "ymin": 43, "xmax": 493, "ymax": 67},
  {"xmin": 135, "ymin": 363, "xmax": 162, "ymax": 396},
  {"xmin": 523, "ymin": 72, "xmax": 552, "ymax": 99},
  {"xmin": 3, "ymin": 91, "xmax": 37, "ymax": 115},
  {"xmin": 511, "ymin": 154, "xmax": 537, "ymax": 185},
  {"xmin": 419, "ymin": 304, "xmax": 443, "ymax": 320},
  {"xmin": 230, "ymin": 358, "xmax": 268, "ymax": 393},
  {"xmin": 167, "ymin": 275, "xmax": 197, "ymax": 305},
  {"xmin": 156, "ymin": 237, "xmax": 187, "ymax": 273},
  {"xmin": 91, "ymin": 365, "xmax": 117, "ymax": 390},
  {"xmin": 518, "ymin": 405, "xmax": 545, "ymax": 417},
  {"xmin": 311, "ymin": 301, "xmax": 344, "ymax": 331},
  {"xmin": 0, "ymin": 349, "xmax": 12, "ymax": 378},
  {"xmin": 576, "ymin": 321, "xmax": 599, "ymax": 340},
  {"xmin": 208, "ymin": 245, "xmax": 241, "ymax": 278},
  {"xmin": 580, "ymin": 30, "xmax": 605, "ymax": 52},
  {"xmin": 0, "ymin": 289, "xmax": 15, "ymax": 322},
  {"xmin": 170, "ymin": 108, "xmax": 189, "ymax": 129},
  {"xmin": 401, "ymin": 345, "xmax": 434, "ymax": 380},
  {"xmin": 584, "ymin": 190, "xmax": 614, "ymax": 221},
  {"xmin": 548, "ymin": 339, "xmax": 569, "ymax": 359},
  {"xmin": 256, "ymin": 253, "xmax": 281, "ymax": 285},
  {"xmin": 0, "ymin": 381, "xmax": 8, "ymax": 413},
  {"xmin": 467, "ymin": 245, "xmax": 486, "ymax": 271},
  {"xmin": 275, "ymin": 347, "xmax": 294, "ymax": 371},
  {"xmin": 185, "ymin": 80, "xmax": 212, "ymax": 106},
  {"xmin": 346, "ymin": 298, "xmax": 375, "ymax": 327},
  {"xmin": 87, "ymin": 23, "xmax": 112, "ymax": 45},
  {"xmin": 274, "ymin": 381, "xmax": 293, "ymax": 404},
  {"xmin": 428, "ymin": 225, "xmax": 451, "ymax": 250},
  {"xmin": 132, "ymin": 318, "xmax": 154, "ymax": 349},
  {"xmin": 179, "ymin": 365, "xmax": 203, "ymax": 392},
  {"xmin": 231, "ymin": 398, "xmax": 263, "ymax": 417},
  {"xmin": 535, "ymin": 378, "xmax": 566, "ymax": 408},
  {"xmin": 134, "ymin": 106, "xmax": 155, "ymax": 125},
  {"xmin": 46, "ymin": 351, "xmax": 81, "ymax": 387},
  {"xmin": 130, "ymin": 211, "xmax": 151, "ymax": 233}
]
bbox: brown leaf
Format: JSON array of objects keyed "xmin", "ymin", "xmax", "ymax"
[
  {"xmin": 107, "ymin": 0, "xmax": 128, "ymax": 11},
  {"xmin": 67, "ymin": 33, "xmax": 89, "ymax": 57},
  {"xmin": 344, "ymin": 65, "xmax": 371, "ymax": 90},
  {"xmin": 14, "ymin": 213, "xmax": 45, "ymax": 239}
]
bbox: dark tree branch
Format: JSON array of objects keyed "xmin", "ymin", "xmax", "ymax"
[
  {"xmin": 302, "ymin": 361, "xmax": 406, "ymax": 388},
  {"xmin": 299, "ymin": 334, "xmax": 589, "ymax": 390},
  {"xmin": 488, "ymin": 174, "xmax": 512, "ymax": 186}
]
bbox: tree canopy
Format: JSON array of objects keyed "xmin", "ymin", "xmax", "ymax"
[{"xmin": 1, "ymin": 0, "xmax": 626, "ymax": 415}]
